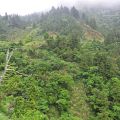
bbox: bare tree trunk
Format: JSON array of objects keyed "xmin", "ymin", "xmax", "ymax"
[{"xmin": 0, "ymin": 49, "xmax": 14, "ymax": 82}]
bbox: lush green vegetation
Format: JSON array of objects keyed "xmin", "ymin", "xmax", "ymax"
[{"xmin": 0, "ymin": 5, "xmax": 120, "ymax": 120}]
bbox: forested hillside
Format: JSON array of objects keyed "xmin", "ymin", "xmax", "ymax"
[{"xmin": 0, "ymin": 5, "xmax": 120, "ymax": 120}]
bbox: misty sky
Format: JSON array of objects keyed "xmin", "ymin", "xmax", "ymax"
[{"xmin": 0, "ymin": 0, "xmax": 119, "ymax": 15}]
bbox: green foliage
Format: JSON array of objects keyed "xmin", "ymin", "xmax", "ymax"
[
  {"xmin": 0, "ymin": 5, "xmax": 120, "ymax": 120},
  {"xmin": 59, "ymin": 113, "xmax": 80, "ymax": 120},
  {"xmin": 109, "ymin": 78, "xmax": 120, "ymax": 120},
  {"xmin": 12, "ymin": 110, "xmax": 48, "ymax": 120}
]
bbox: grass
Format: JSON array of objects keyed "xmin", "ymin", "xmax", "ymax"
[{"xmin": 70, "ymin": 81, "xmax": 90, "ymax": 120}]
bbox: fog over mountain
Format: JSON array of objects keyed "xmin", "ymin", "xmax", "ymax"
[
  {"xmin": 0, "ymin": 0, "xmax": 120, "ymax": 119},
  {"xmin": 0, "ymin": 0, "xmax": 120, "ymax": 15}
]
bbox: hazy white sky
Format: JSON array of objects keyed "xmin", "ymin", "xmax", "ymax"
[{"xmin": 0, "ymin": 0, "xmax": 119, "ymax": 15}]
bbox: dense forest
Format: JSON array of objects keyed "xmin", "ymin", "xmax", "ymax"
[{"xmin": 0, "ymin": 4, "xmax": 120, "ymax": 120}]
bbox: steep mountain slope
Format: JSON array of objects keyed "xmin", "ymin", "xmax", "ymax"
[{"xmin": 0, "ymin": 5, "xmax": 120, "ymax": 120}]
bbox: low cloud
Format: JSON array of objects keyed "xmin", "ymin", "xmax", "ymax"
[{"xmin": 0, "ymin": 0, "xmax": 120, "ymax": 15}]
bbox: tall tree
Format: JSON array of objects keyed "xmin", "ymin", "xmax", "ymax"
[{"xmin": 71, "ymin": 7, "xmax": 79, "ymax": 19}]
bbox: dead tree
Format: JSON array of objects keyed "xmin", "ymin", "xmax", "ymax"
[{"xmin": 0, "ymin": 49, "xmax": 14, "ymax": 82}]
